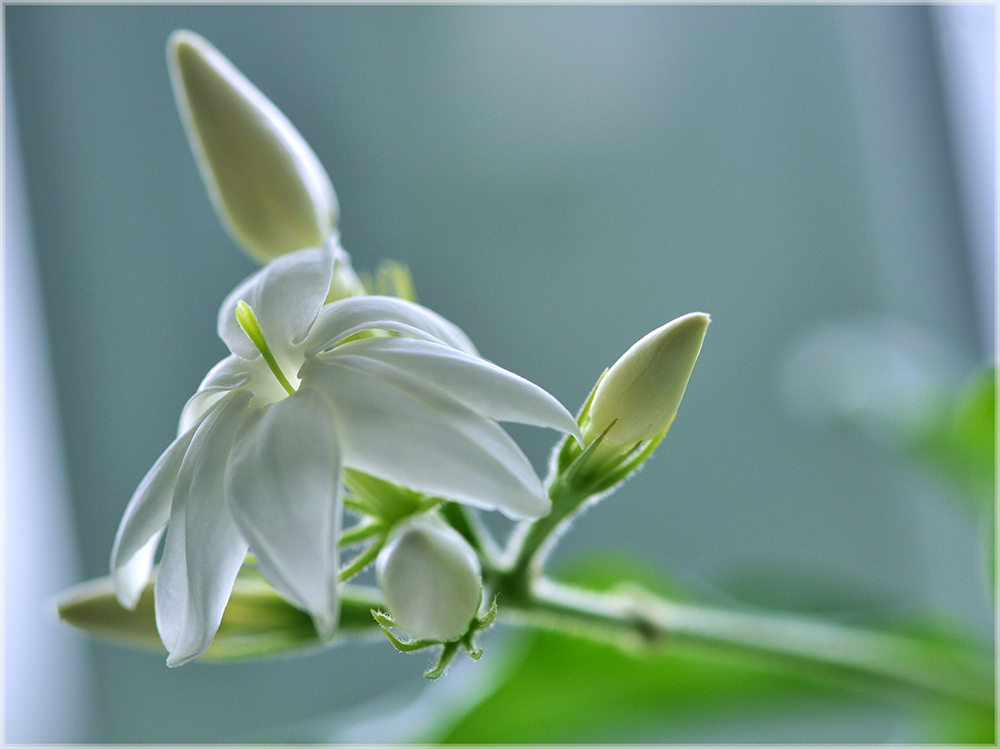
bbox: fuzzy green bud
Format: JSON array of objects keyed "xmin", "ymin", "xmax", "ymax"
[
  {"xmin": 168, "ymin": 30, "xmax": 338, "ymax": 264},
  {"xmin": 583, "ymin": 312, "xmax": 710, "ymax": 448}
]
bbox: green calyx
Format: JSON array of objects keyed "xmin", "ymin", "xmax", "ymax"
[
  {"xmin": 371, "ymin": 595, "xmax": 498, "ymax": 679},
  {"xmin": 234, "ymin": 300, "xmax": 296, "ymax": 395}
]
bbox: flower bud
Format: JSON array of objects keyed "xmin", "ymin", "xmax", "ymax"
[
  {"xmin": 168, "ymin": 30, "xmax": 339, "ymax": 264},
  {"xmin": 583, "ymin": 312, "xmax": 710, "ymax": 447},
  {"xmin": 55, "ymin": 565, "xmax": 391, "ymax": 661},
  {"xmin": 376, "ymin": 516, "xmax": 482, "ymax": 642}
]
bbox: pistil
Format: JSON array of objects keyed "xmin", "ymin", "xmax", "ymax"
[{"xmin": 235, "ymin": 300, "xmax": 296, "ymax": 395}]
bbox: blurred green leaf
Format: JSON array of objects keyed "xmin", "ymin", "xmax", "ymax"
[
  {"xmin": 436, "ymin": 556, "xmax": 971, "ymax": 743},
  {"xmin": 911, "ymin": 364, "xmax": 995, "ymax": 514},
  {"xmin": 923, "ymin": 703, "xmax": 996, "ymax": 744},
  {"xmin": 439, "ymin": 628, "xmax": 844, "ymax": 742},
  {"xmin": 910, "ymin": 365, "xmax": 995, "ymax": 592}
]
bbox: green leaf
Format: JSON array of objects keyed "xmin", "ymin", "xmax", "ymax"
[
  {"xmin": 911, "ymin": 364, "xmax": 995, "ymax": 515},
  {"xmin": 438, "ymin": 556, "xmax": 994, "ymax": 743},
  {"xmin": 909, "ymin": 365, "xmax": 995, "ymax": 593},
  {"xmin": 923, "ymin": 703, "xmax": 997, "ymax": 744},
  {"xmin": 434, "ymin": 559, "xmax": 874, "ymax": 742}
]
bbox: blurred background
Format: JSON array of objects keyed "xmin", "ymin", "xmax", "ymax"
[{"xmin": 5, "ymin": 5, "xmax": 994, "ymax": 743}]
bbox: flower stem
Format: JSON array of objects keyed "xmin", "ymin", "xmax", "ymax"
[
  {"xmin": 504, "ymin": 474, "xmax": 593, "ymax": 584},
  {"xmin": 498, "ymin": 577, "xmax": 994, "ymax": 709}
]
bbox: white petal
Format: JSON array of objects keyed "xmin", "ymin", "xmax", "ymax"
[
  {"xmin": 113, "ymin": 529, "xmax": 164, "ymax": 611},
  {"xmin": 177, "ymin": 355, "xmax": 252, "ymax": 436},
  {"xmin": 304, "ymin": 296, "xmax": 478, "ymax": 357},
  {"xmin": 169, "ymin": 31, "xmax": 338, "ymax": 264},
  {"xmin": 302, "ymin": 357, "xmax": 549, "ymax": 519},
  {"xmin": 225, "ymin": 386, "xmax": 341, "ymax": 639},
  {"xmin": 334, "ymin": 337, "xmax": 582, "ymax": 441},
  {"xmin": 154, "ymin": 488, "xmax": 190, "ymax": 657},
  {"xmin": 110, "ymin": 426, "xmax": 196, "ymax": 609},
  {"xmin": 218, "ymin": 245, "xmax": 334, "ymax": 361},
  {"xmin": 155, "ymin": 390, "xmax": 251, "ymax": 666}
]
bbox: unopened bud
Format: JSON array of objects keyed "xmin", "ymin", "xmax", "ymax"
[
  {"xmin": 57, "ymin": 567, "xmax": 385, "ymax": 661},
  {"xmin": 583, "ymin": 312, "xmax": 710, "ymax": 447},
  {"xmin": 376, "ymin": 517, "xmax": 482, "ymax": 641},
  {"xmin": 169, "ymin": 30, "xmax": 339, "ymax": 264}
]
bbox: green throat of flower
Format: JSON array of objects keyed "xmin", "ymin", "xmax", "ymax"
[{"xmin": 235, "ymin": 300, "xmax": 297, "ymax": 395}]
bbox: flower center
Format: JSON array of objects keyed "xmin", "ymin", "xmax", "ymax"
[{"xmin": 235, "ymin": 300, "xmax": 296, "ymax": 395}]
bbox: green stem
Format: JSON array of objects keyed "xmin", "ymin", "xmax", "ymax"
[
  {"xmin": 500, "ymin": 577, "xmax": 994, "ymax": 709},
  {"xmin": 505, "ymin": 475, "xmax": 592, "ymax": 584},
  {"xmin": 440, "ymin": 502, "xmax": 501, "ymax": 569}
]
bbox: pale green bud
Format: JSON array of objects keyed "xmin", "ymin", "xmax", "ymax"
[
  {"xmin": 376, "ymin": 516, "xmax": 482, "ymax": 642},
  {"xmin": 168, "ymin": 30, "xmax": 339, "ymax": 264},
  {"xmin": 56, "ymin": 566, "xmax": 384, "ymax": 661},
  {"xmin": 583, "ymin": 312, "xmax": 710, "ymax": 447}
]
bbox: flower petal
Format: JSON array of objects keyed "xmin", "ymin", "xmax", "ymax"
[
  {"xmin": 169, "ymin": 30, "xmax": 338, "ymax": 264},
  {"xmin": 218, "ymin": 245, "xmax": 334, "ymax": 362},
  {"xmin": 333, "ymin": 337, "xmax": 582, "ymax": 441},
  {"xmin": 225, "ymin": 386, "xmax": 341, "ymax": 639},
  {"xmin": 177, "ymin": 355, "xmax": 252, "ymax": 436},
  {"xmin": 113, "ymin": 529, "xmax": 164, "ymax": 612},
  {"xmin": 155, "ymin": 390, "xmax": 252, "ymax": 666},
  {"xmin": 110, "ymin": 426, "xmax": 196, "ymax": 609},
  {"xmin": 154, "ymin": 488, "xmax": 190, "ymax": 657},
  {"xmin": 304, "ymin": 296, "xmax": 478, "ymax": 357},
  {"xmin": 302, "ymin": 357, "xmax": 549, "ymax": 519}
]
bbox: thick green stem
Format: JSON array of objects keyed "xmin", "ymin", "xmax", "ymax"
[
  {"xmin": 499, "ymin": 577, "xmax": 994, "ymax": 709},
  {"xmin": 505, "ymin": 476, "xmax": 592, "ymax": 584},
  {"xmin": 440, "ymin": 502, "xmax": 499, "ymax": 566}
]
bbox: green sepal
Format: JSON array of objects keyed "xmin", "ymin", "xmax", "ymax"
[
  {"xmin": 343, "ymin": 469, "xmax": 441, "ymax": 524},
  {"xmin": 359, "ymin": 259, "xmax": 418, "ymax": 302},
  {"xmin": 372, "ymin": 595, "xmax": 500, "ymax": 679},
  {"xmin": 556, "ymin": 368, "xmax": 608, "ymax": 475}
]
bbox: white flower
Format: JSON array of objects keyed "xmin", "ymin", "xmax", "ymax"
[
  {"xmin": 376, "ymin": 516, "xmax": 483, "ymax": 641},
  {"xmin": 110, "ymin": 244, "xmax": 582, "ymax": 666}
]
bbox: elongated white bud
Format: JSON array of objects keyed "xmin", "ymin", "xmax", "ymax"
[
  {"xmin": 168, "ymin": 30, "xmax": 339, "ymax": 263},
  {"xmin": 583, "ymin": 312, "xmax": 710, "ymax": 447},
  {"xmin": 376, "ymin": 517, "xmax": 482, "ymax": 641}
]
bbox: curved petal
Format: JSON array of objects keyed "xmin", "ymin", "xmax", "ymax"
[
  {"xmin": 304, "ymin": 296, "xmax": 478, "ymax": 358},
  {"xmin": 113, "ymin": 529, "xmax": 164, "ymax": 612},
  {"xmin": 155, "ymin": 390, "xmax": 252, "ymax": 666},
  {"xmin": 225, "ymin": 386, "xmax": 341, "ymax": 639},
  {"xmin": 218, "ymin": 245, "xmax": 334, "ymax": 361},
  {"xmin": 332, "ymin": 337, "xmax": 582, "ymax": 441},
  {"xmin": 153, "ymin": 487, "xmax": 190, "ymax": 657},
  {"xmin": 177, "ymin": 355, "xmax": 252, "ymax": 436},
  {"xmin": 302, "ymin": 357, "xmax": 549, "ymax": 519},
  {"xmin": 110, "ymin": 426, "xmax": 196, "ymax": 608}
]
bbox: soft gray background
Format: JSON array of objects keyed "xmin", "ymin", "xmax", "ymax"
[{"xmin": 5, "ymin": 5, "xmax": 993, "ymax": 743}]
